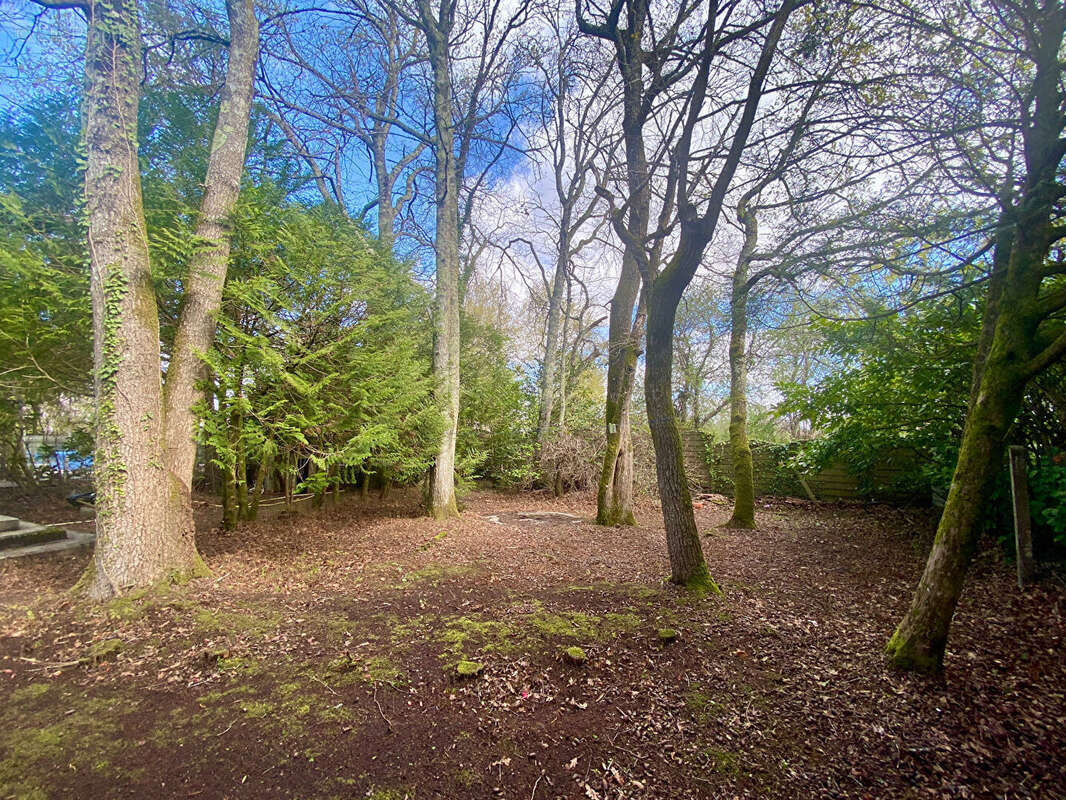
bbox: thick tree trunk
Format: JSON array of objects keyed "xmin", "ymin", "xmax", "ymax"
[
  {"xmin": 162, "ymin": 0, "xmax": 259, "ymax": 553},
  {"xmin": 725, "ymin": 211, "xmax": 757, "ymax": 529},
  {"xmin": 645, "ymin": 246, "xmax": 717, "ymax": 592},
  {"xmin": 82, "ymin": 0, "xmax": 199, "ymax": 598},
  {"xmin": 423, "ymin": 4, "xmax": 461, "ymax": 520}
]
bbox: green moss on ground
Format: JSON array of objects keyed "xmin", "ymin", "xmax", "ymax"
[
  {"xmin": 455, "ymin": 660, "xmax": 483, "ymax": 678},
  {"xmin": 702, "ymin": 746, "xmax": 742, "ymax": 777},
  {"xmin": 562, "ymin": 646, "xmax": 587, "ymax": 664},
  {"xmin": 0, "ymin": 695, "xmax": 138, "ymax": 797}
]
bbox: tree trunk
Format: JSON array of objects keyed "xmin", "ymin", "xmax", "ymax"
[
  {"xmin": 725, "ymin": 210, "xmax": 757, "ymax": 529},
  {"xmin": 596, "ymin": 257, "xmax": 642, "ymax": 526},
  {"xmin": 537, "ymin": 235, "xmax": 570, "ymax": 448},
  {"xmin": 884, "ymin": 335, "xmax": 1025, "ymax": 672},
  {"xmin": 421, "ymin": 1, "xmax": 461, "ymax": 520},
  {"xmin": 162, "ymin": 0, "xmax": 259, "ymax": 553},
  {"xmin": 235, "ymin": 408, "xmax": 250, "ymax": 521},
  {"xmin": 887, "ymin": 3, "xmax": 1066, "ymax": 672},
  {"xmin": 82, "ymin": 0, "xmax": 201, "ymax": 598},
  {"xmin": 249, "ymin": 447, "xmax": 272, "ymax": 521},
  {"xmin": 595, "ymin": 28, "xmax": 648, "ymax": 528},
  {"xmin": 221, "ymin": 458, "xmax": 238, "ymax": 530},
  {"xmin": 645, "ymin": 246, "xmax": 718, "ymax": 592}
]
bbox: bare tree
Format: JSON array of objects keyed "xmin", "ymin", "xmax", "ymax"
[
  {"xmin": 581, "ymin": 0, "xmax": 800, "ymax": 588},
  {"xmin": 526, "ymin": 13, "xmax": 614, "ymax": 455},
  {"xmin": 379, "ymin": 0, "xmax": 529, "ymax": 518},
  {"xmin": 259, "ymin": 0, "xmax": 429, "ymax": 245}
]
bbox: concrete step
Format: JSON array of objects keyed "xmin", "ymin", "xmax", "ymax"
[
  {"xmin": 0, "ymin": 521, "xmax": 69, "ymax": 549},
  {"xmin": 0, "ymin": 530, "xmax": 94, "ymax": 560},
  {"xmin": 0, "ymin": 515, "xmax": 20, "ymax": 532}
]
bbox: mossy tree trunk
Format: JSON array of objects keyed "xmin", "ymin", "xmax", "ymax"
[
  {"xmin": 70, "ymin": 0, "xmax": 257, "ymax": 596},
  {"xmin": 887, "ymin": 3, "xmax": 1066, "ymax": 673},
  {"xmin": 597, "ymin": 283, "xmax": 643, "ymax": 526},
  {"xmin": 594, "ymin": 14, "xmax": 647, "ymax": 529},
  {"xmin": 81, "ymin": 0, "xmax": 198, "ymax": 598},
  {"xmin": 646, "ymin": 241, "xmax": 717, "ymax": 589}
]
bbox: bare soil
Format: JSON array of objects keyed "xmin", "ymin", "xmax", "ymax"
[{"xmin": 0, "ymin": 488, "xmax": 1062, "ymax": 799}]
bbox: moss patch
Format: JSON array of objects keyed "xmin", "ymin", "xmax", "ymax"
[
  {"xmin": 394, "ymin": 563, "xmax": 479, "ymax": 586},
  {"xmin": 702, "ymin": 746, "xmax": 741, "ymax": 777},
  {"xmin": 455, "ymin": 660, "xmax": 483, "ymax": 678},
  {"xmin": 0, "ymin": 695, "xmax": 136, "ymax": 797},
  {"xmin": 10, "ymin": 683, "xmax": 51, "ymax": 703},
  {"xmin": 562, "ymin": 646, "xmax": 587, "ymax": 665},
  {"xmin": 81, "ymin": 638, "xmax": 124, "ymax": 665}
]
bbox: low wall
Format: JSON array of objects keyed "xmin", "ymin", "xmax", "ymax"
[{"xmin": 680, "ymin": 429, "xmax": 927, "ymax": 502}]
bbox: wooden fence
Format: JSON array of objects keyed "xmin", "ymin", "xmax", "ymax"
[{"xmin": 680, "ymin": 428, "xmax": 927, "ymax": 502}]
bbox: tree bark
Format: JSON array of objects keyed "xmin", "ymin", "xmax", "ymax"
[
  {"xmin": 646, "ymin": 243, "xmax": 718, "ymax": 591},
  {"xmin": 421, "ymin": 0, "xmax": 460, "ymax": 519},
  {"xmin": 725, "ymin": 209, "xmax": 758, "ymax": 529},
  {"xmin": 884, "ymin": 327, "xmax": 1026, "ymax": 672},
  {"xmin": 597, "ymin": 288, "xmax": 642, "ymax": 526},
  {"xmin": 537, "ymin": 235, "xmax": 570, "ymax": 449},
  {"xmin": 83, "ymin": 0, "xmax": 200, "ymax": 598},
  {"xmin": 162, "ymin": 0, "xmax": 259, "ymax": 554}
]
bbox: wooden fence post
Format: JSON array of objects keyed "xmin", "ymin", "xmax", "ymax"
[{"xmin": 1008, "ymin": 445, "xmax": 1035, "ymax": 589}]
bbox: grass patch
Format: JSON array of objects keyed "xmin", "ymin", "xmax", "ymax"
[{"xmin": 10, "ymin": 683, "xmax": 51, "ymax": 703}]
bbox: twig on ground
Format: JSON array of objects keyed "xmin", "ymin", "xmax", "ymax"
[
  {"xmin": 311, "ymin": 674, "xmax": 338, "ymax": 695},
  {"xmin": 373, "ymin": 686, "xmax": 393, "ymax": 732}
]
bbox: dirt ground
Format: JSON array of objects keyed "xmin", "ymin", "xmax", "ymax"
[{"xmin": 0, "ymin": 487, "xmax": 1063, "ymax": 800}]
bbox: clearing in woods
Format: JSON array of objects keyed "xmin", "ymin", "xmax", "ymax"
[{"xmin": 0, "ymin": 488, "xmax": 1062, "ymax": 799}]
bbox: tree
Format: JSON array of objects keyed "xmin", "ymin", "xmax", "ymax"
[
  {"xmin": 201, "ymin": 187, "xmax": 441, "ymax": 524},
  {"xmin": 30, "ymin": 0, "xmax": 259, "ymax": 597},
  {"xmin": 672, "ymin": 280, "xmax": 728, "ymax": 429},
  {"xmin": 161, "ymin": 0, "xmax": 259, "ymax": 571},
  {"xmin": 885, "ymin": 0, "xmax": 1066, "ymax": 673},
  {"xmin": 581, "ymin": 0, "xmax": 799, "ymax": 587},
  {"xmin": 382, "ymin": 0, "xmax": 529, "ymax": 519},
  {"xmin": 259, "ymin": 0, "xmax": 428, "ymax": 245},
  {"xmin": 523, "ymin": 13, "xmax": 613, "ymax": 458}
]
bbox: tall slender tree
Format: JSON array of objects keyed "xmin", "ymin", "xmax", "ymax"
[
  {"xmin": 581, "ymin": 0, "xmax": 799, "ymax": 586},
  {"xmin": 380, "ymin": 0, "xmax": 529, "ymax": 518},
  {"xmin": 162, "ymin": 0, "xmax": 260, "ymax": 569}
]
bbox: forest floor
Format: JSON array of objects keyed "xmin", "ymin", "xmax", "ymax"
[{"xmin": 0, "ymin": 487, "xmax": 1063, "ymax": 800}]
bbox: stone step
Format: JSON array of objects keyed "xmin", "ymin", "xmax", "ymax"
[
  {"xmin": 0, "ymin": 515, "xmax": 20, "ymax": 532},
  {"xmin": 0, "ymin": 530, "xmax": 95, "ymax": 560},
  {"xmin": 0, "ymin": 522, "xmax": 68, "ymax": 550}
]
